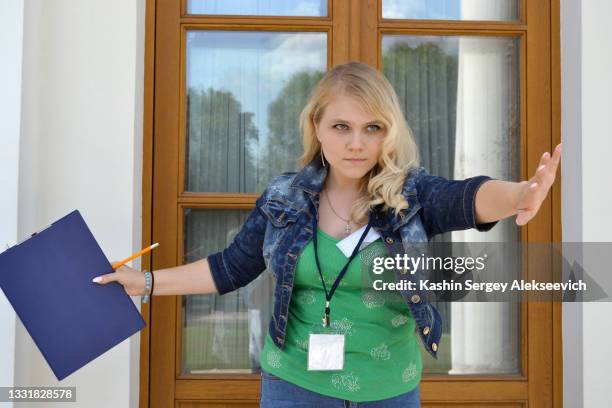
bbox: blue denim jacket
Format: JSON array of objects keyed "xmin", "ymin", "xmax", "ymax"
[{"xmin": 207, "ymin": 157, "xmax": 497, "ymax": 359}]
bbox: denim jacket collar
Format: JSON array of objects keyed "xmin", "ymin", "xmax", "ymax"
[
  {"xmin": 289, "ymin": 156, "xmax": 328, "ymax": 196},
  {"xmin": 290, "ymin": 157, "xmax": 421, "ymax": 232}
]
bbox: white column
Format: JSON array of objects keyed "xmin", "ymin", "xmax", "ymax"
[
  {"xmin": 560, "ymin": 0, "xmax": 583, "ymax": 406},
  {"xmin": 458, "ymin": 0, "xmax": 516, "ymax": 21},
  {"xmin": 561, "ymin": 0, "xmax": 612, "ymax": 406},
  {"xmin": 14, "ymin": 0, "xmax": 146, "ymax": 407},
  {"xmin": 580, "ymin": 0, "xmax": 612, "ymax": 406},
  {"xmin": 449, "ymin": 1, "xmax": 519, "ymax": 375},
  {"xmin": 0, "ymin": 2, "xmax": 24, "ymax": 407}
]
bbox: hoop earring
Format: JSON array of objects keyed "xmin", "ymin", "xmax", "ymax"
[{"xmin": 320, "ymin": 149, "xmax": 326, "ymax": 167}]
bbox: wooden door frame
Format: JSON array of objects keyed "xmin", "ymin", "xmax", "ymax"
[{"xmin": 139, "ymin": 0, "xmax": 563, "ymax": 406}]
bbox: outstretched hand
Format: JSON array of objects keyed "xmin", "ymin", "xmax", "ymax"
[{"xmin": 514, "ymin": 143, "xmax": 562, "ymax": 226}]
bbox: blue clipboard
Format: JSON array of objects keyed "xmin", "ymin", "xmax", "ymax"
[{"xmin": 0, "ymin": 210, "xmax": 146, "ymax": 381}]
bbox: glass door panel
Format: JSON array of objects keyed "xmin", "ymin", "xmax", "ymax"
[
  {"xmin": 182, "ymin": 208, "xmax": 273, "ymax": 373},
  {"xmin": 185, "ymin": 30, "xmax": 327, "ymax": 193},
  {"xmin": 382, "ymin": 0, "xmax": 519, "ymax": 21},
  {"xmin": 188, "ymin": 0, "xmax": 328, "ymax": 17},
  {"xmin": 382, "ymin": 34, "xmax": 521, "ymax": 375}
]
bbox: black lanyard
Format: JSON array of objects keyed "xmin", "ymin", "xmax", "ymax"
[{"xmin": 312, "ymin": 216, "xmax": 372, "ymax": 327}]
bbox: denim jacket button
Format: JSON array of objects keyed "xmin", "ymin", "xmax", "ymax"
[
  {"xmin": 385, "ymin": 237, "xmax": 394, "ymax": 244},
  {"xmin": 423, "ymin": 326, "xmax": 430, "ymax": 335},
  {"xmin": 431, "ymin": 342, "xmax": 438, "ymax": 352},
  {"xmin": 411, "ymin": 294, "xmax": 421, "ymax": 303}
]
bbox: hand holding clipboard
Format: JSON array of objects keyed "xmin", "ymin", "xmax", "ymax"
[{"xmin": 92, "ymin": 243, "xmax": 159, "ymax": 297}]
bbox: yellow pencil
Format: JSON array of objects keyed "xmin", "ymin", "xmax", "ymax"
[{"xmin": 112, "ymin": 242, "xmax": 160, "ymax": 270}]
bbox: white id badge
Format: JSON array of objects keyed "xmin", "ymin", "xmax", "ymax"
[{"xmin": 307, "ymin": 333, "xmax": 345, "ymax": 370}]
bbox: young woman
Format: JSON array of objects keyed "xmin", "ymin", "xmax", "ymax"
[{"xmin": 94, "ymin": 62, "xmax": 561, "ymax": 407}]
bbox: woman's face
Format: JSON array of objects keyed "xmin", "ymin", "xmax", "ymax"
[{"xmin": 314, "ymin": 94, "xmax": 387, "ymax": 184}]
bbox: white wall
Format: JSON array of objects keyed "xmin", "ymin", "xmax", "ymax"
[
  {"xmin": 560, "ymin": 1, "xmax": 583, "ymax": 407},
  {"xmin": 579, "ymin": 0, "xmax": 612, "ymax": 406},
  {"xmin": 0, "ymin": 1, "xmax": 24, "ymax": 407},
  {"xmin": 11, "ymin": 0, "xmax": 146, "ymax": 407},
  {"xmin": 561, "ymin": 0, "xmax": 612, "ymax": 407}
]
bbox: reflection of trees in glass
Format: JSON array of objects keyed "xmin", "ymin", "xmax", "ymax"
[
  {"xmin": 383, "ymin": 41, "xmax": 458, "ymax": 179},
  {"xmin": 383, "ymin": 41, "xmax": 459, "ymax": 346},
  {"xmin": 259, "ymin": 69, "xmax": 324, "ymax": 190},
  {"xmin": 186, "ymin": 69, "xmax": 324, "ymax": 193},
  {"xmin": 185, "ymin": 87, "xmax": 260, "ymax": 192}
]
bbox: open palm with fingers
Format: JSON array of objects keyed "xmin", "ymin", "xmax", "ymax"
[{"xmin": 514, "ymin": 143, "xmax": 562, "ymax": 226}]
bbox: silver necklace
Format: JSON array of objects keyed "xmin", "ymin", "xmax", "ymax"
[{"xmin": 322, "ymin": 190, "xmax": 353, "ymax": 236}]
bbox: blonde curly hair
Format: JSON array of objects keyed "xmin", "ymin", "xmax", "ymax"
[{"xmin": 298, "ymin": 61, "xmax": 420, "ymax": 224}]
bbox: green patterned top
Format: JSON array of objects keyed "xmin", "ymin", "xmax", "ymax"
[{"xmin": 260, "ymin": 227, "xmax": 422, "ymax": 402}]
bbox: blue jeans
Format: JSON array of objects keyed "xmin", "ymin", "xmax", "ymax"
[{"xmin": 259, "ymin": 370, "xmax": 421, "ymax": 408}]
